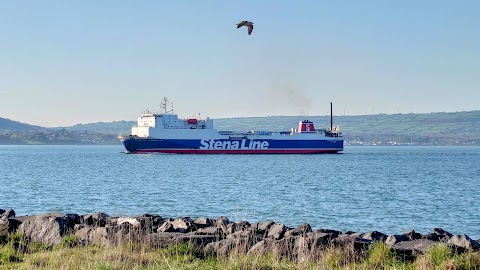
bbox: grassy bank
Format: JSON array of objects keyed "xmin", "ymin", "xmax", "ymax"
[{"xmin": 1, "ymin": 235, "xmax": 480, "ymax": 270}]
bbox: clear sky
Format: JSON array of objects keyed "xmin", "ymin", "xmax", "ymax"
[{"xmin": 1, "ymin": 1, "xmax": 479, "ymax": 127}]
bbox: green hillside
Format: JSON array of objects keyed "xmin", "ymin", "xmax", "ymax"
[
  {"xmin": 0, "ymin": 117, "xmax": 49, "ymax": 132},
  {"xmin": 214, "ymin": 111, "xmax": 480, "ymax": 135},
  {"xmin": 214, "ymin": 111, "xmax": 480, "ymax": 145},
  {"xmin": 62, "ymin": 120, "xmax": 134, "ymax": 134},
  {"xmin": 2, "ymin": 110, "xmax": 480, "ymax": 145},
  {"xmin": 58, "ymin": 110, "xmax": 480, "ymax": 135},
  {"xmin": 60, "ymin": 110, "xmax": 480, "ymax": 145}
]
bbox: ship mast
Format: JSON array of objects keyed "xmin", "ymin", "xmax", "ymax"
[
  {"xmin": 330, "ymin": 102, "xmax": 333, "ymax": 131},
  {"xmin": 160, "ymin": 97, "xmax": 174, "ymax": 115}
]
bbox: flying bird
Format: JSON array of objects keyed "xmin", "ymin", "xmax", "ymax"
[{"xmin": 236, "ymin": 21, "xmax": 254, "ymax": 35}]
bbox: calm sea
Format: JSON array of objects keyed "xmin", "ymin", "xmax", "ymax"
[{"xmin": 1, "ymin": 145, "xmax": 479, "ymax": 238}]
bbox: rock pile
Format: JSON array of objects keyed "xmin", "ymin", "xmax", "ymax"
[{"xmin": 1, "ymin": 209, "xmax": 479, "ymax": 259}]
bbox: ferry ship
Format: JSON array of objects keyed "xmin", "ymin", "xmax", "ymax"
[{"xmin": 120, "ymin": 98, "xmax": 343, "ymax": 154}]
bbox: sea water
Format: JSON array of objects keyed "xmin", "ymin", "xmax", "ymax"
[{"xmin": 1, "ymin": 145, "xmax": 479, "ymax": 238}]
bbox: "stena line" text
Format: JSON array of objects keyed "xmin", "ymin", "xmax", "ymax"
[{"xmin": 199, "ymin": 139, "xmax": 269, "ymax": 150}]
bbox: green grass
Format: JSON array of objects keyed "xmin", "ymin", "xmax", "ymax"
[
  {"xmin": 1, "ymin": 238, "xmax": 480, "ymax": 270},
  {"xmin": 414, "ymin": 243, "xmax": 480, "ymax": 270}
]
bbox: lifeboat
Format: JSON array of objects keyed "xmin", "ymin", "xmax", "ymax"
[{"xmin": 187, "ymin": 118, "xmax": 198, "ymax": 125}]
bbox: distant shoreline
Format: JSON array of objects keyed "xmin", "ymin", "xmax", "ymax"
[{"xmin": 2, "ymin": 110, "xmax": 480, "ymax": 145}]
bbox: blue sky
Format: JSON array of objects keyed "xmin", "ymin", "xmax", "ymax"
[{"xmin": 1, "ymin": 1, "xmax": 479, "ymax": 127}]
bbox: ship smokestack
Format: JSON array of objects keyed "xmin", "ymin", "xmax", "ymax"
[{"xmin": 298, "ymin": 120, "xmax": 315, "ymax": 133}]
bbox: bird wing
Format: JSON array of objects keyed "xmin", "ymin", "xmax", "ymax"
[
  {"xmin": 248, "ymin": 24, "xmax": 253, "ymax": 35},
  {"xmin": 237, "ymin": 21, "xmax": 247, "ymax": 28}
]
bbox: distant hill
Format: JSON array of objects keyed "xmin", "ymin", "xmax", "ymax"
[
  {"xmin": 0, "ymin": 117, "xmax": 118, "ymax": 145},
  {"xmin": 2, "ymin": 110, "xmax": 480, "ymax": 145},
  {"xmin": 0, "ymin": 117, "xmax": 49, "ymax": 132},
  {"xmin": 218, "ymin": 110, "xmax": 480, "ymax": 134},
  {"xmin": 212, "ymin": 111, "xmax": 480, "ymax": 145},
  {"xmin": 61, "ymin": 120, "xmax": 134, "ymax": 134},
  {"xmin": 57, "ymin": 110, "xmax": 480, "ymax": 135}
]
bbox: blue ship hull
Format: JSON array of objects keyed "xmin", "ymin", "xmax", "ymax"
[{"xmin": 123, "ymin": 138, "xmax": 343, "ymax": 154}]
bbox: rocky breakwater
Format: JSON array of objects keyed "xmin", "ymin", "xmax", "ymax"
[{"xmin": 1, "ymin": 209, "xmax": 480, "ymax": 260}]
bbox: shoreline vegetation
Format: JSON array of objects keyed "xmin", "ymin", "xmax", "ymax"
[{"xmin": 1, "ymin": 210, "xmax": 479, "ymax": 269}]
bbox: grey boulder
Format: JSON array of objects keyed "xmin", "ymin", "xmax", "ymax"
[{"xmin": 18, "ymin": 213, "xmax": 73, "ymax": 245}]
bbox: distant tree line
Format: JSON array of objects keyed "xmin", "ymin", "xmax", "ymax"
[
  {"xmin": 0, "ymin": 129, "xmax": 119, "ymax": 145},
  {"xmin": 0, "ymin": 129, "xmax": 478, "ymax": 146},
  {"xmin": 344, "ymin": 132, "xmax": 480, "ymax": 146}
]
